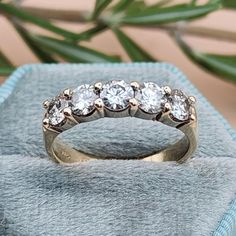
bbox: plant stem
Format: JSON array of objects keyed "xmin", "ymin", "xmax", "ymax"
[
  {"xmin": 18, "ymin": 6, "xmax": 236, "ymax": 42},
  {"xmin": 0, "ymin": 3, "xmax": 81, "ymax": 40},
  {"xmin": 140, "ymin": 23, "xmax": 236, "ymax": 42},
  {"xmin": 20, "ymin": 6, "xmax": 89, "ymax": 22}
]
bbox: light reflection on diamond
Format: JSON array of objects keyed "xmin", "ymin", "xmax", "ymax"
[
  {"xmin": 100, "ymin": 80, "xmax": 134, "ymax": 111},
  {"xmin": 46, "ymin": 82, "xmax": 193, "ymax": 126},
  {"xmin": 48, "ymin": 98, "xmax": 69, "ymax": 126},
  {"xmin": 136, "ymin": 82, "xmax": 166, "ymax": 114},
  {"xmin": 170, "ymin": 89, "xmax": 190, "ymax": 121},
  {"xmin": 71, "ymin": 84, "xmax": 98, "ymax": 116}
]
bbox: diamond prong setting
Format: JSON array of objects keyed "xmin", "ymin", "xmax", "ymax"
[
  {"xmin": 63, "ymin": 107, "xmax": 72, "ymax": 117},
  {"xmin": 163, "ymin": 102, "xmax": 171, "ymax": 113},
  {"xmin": 136, "ymin": 82, "xmax": 166, "ymax": 114},
  {"xmin": 43, "ymin": 80, "xmax": 196, "ymax": 127},
  {"xmin": 130, "ymin": 81, "xmax": 140, "ymax": 91},
  {"xmin": 46, "ymin": 97, "xmax": 68, "ymax": 126},
  {"xmin": 94, "ymin": 82, "xmax": 103, "ymax": 93},
  {"xmin": 188, "ymin": 96, "xmax": 196, "ymax": 105},
  {"xmin": 71, "ymin": 84, "xmax": 98, "ymax": 116},
  {"xmin": 190, "ymin": 113, "xmax": 196, "ymax": 122},
  {"xmin": 163, "ymin": 86, "xmax": 171, "ymax": 95},
  {"xmin": 100, "ymin": 80, "xmax": 134, "ymax": 111},
  {"xmin": 43, "ymin": 100, "xmax": 50, "ymax": 109},
  {"xmin": 169, "ymin": 89, "xmax": 192, "ymax": 122},
  {"xmin": 94, "ymin": 98, "xmax": 104, "ymax": 109},
  {"xmin": 43, "ymin": 118, "xmax": 50, "ymax": 127},
  {"xmin": 129, "ymin": 98, "xmax": 138, "ymax": 107},
  {"xmin": 63, "ymin": 88, "xmax": 72, "ymax": 99}
]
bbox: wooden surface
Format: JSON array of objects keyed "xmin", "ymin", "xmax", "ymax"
[{"xmin": 0, "ymin": 0, "xmax": 235, "ymax": 128}]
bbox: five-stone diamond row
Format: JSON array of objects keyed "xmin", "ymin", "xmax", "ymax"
[{"xmin": 43, "ymin": 80, "xmax": 196, "ymax": 127}]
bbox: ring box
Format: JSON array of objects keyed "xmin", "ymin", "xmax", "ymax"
[{"xmin": 1, "ymin": 63, "xmax": 236, "ymax": 236}]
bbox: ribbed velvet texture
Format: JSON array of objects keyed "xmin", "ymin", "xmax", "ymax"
[{"xmin": 1, "ymin": 63, "xmax": 236, "ymax": 236}]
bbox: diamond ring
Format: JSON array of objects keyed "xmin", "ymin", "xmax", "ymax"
[{"xmin": 42, "ymin": 80, "xmax": 197, "ymax": 164}]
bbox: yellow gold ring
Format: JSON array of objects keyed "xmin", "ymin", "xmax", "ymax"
[{"xmin": 42, "ymin": 80, "xmax": 197, "ymax": 164}]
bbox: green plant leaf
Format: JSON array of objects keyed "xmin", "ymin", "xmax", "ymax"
[
  {"xmin": 0, "ymin": 2, "xmax": 79, "ymax": 40},
  {"xmin": 0, "ymin": 50, "xmax": 13, "ymax": 67},
  {"xmin": 0, "ymin": 67, "xmax": 15, "ymax": 76},
  {"xmin": 29, "ymin": 34, "xmax": 121, "ymax": 63},
  {"xmin": 92, "ymin": 0, "xmax": 112, "ymax": 20},
  {"xmin": 190, "ymin": 0, "xmax": 197, "ymax": 6},
  {"xmin": 175, "ymin": 34, "xmax": 236, "ymax": 83},
  {"xmin": 0, "ymin": 50, "xmax": 15, "ymax": 76},
  {"xmin": 113, "ymin": 28, "xmax": 155, "ymax": 62},
  {"xmin": 155, "ymin": 0, "xmax": 174, "ymax": 7},
  {"xmin": 116, "ymin": 0, "xmax": 221, "ymax": 25},
  {"xmin": 223, "ymin": 0, "xmax": 236, "ymax": 9},
  {"xmin": 112, "ymin": 0, "xmax": 135, "ymax": 13},
  {"xmin": 114, "ymin": 0, "xmax": 174, "ymax": 15},
  {"xmin": 125, "ymin": 0, "xmax": 147, "ymax": 15},
  {"xmin": 75, "ymin": 24, "xmax": 107, "ymax": 41},
  {"xmin": 148, "ymin": 0, "xmax": 174, "ymax": 8},
  {"xmin": 13, "ymin": 22, "xmax": 57, "ymax": 62}
]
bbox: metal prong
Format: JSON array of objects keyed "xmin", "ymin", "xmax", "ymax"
[
  {"xmin": 130, "ymin": 81, "xmax": 140, "ymax": 91},
  {"xmin": 94, "ymin": 82, "xmax": 103, "ymax": 93},
  {"xmin": 129, "ymin": 98, "xmax": 138, "ymax": 107},
  {"xmin": 179, "ymin": 113, "xmax": 197, "ymax": 127},
  {"xmin": 129, "ymin": 98, "xmax": 139, "ymax": 117},
  {"xmin": 159, "ymin": 102, "xmax": 182, "ymax": 127},
  {"xmin": 63, "ymin": 88, "xmax": 72, "ymax": 99},
  {"xmin": 43, "ymin": 118, "xmax": 50, "ymax": 128},
  {"xmin": 163, "ymin": 86, "xmax": 171, "ymax": 95},
  {"xmin": 63, "ymin": 107, "xmax": 79, "ymax": 124},
  {"xmin": 189, "ymin": 106, "xmax": 197, "ymax": 122},
  {"xmin": 163, "ymin": 102, "xmax": 171, "ymax": 114},
  {"xmin": 188, "ymin": 96, "xmax": 196, "ymax": 105},
  {"xmin": 190, "ymin": 114, "xmax": 196, "ymax": 122},
  {"xmin": 43, "ymin": 119, "xmax": 61, "ymax": 133},
  {"xmin": 43, "ymin": 100, "xmax": 50, "ymax": 109},
  {"xmin": 63, "ymin": 107, "xmax": 72, "ymax": 117},
  {"xmin": 160, "ymin": 102, "xmax": 171, "ymax": 120},
  {"xmin": 177, "ymin": 107, "xmax": 197, "ymax": 128},
  {"xmin": 94, "ymin": 98, "xmax": 104, "ymax": 109},
  {"xmin": 94, "ymin": 98, "xmax": 104, "ymax": 118}
]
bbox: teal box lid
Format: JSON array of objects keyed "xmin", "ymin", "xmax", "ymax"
[{"xmin": 1, "ymin": 63, "xmax": 236, "ymax": 236}]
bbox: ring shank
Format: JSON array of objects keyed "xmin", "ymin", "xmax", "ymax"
[{"xmin": 43, "ymin": 121, "xmax": 197, "ymax": 164}]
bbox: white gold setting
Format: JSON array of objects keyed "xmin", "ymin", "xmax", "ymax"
[{"xmin": 42, "ymin": 80, "xmax": 198, "ymax": 164}]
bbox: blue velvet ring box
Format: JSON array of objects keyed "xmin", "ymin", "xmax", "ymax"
[{"xmin": 1, "ymin": 63, "xmax": 236, "ymax": 236}]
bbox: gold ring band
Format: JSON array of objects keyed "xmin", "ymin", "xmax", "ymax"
[{"xmin": 42, "ymin": 80, "xmax": 198, "ymax": 164}]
